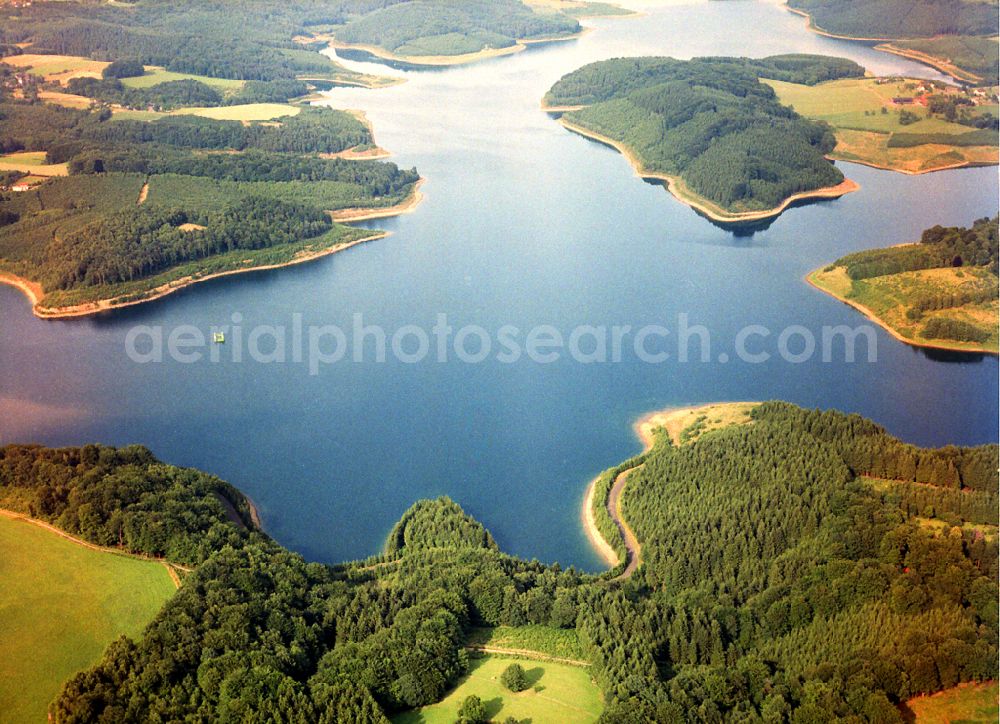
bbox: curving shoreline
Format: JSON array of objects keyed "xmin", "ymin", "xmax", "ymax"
[
  {"xmin": 784, "ymin": 5, "xmax": 895, "ymax": 42},
  {"xmin": 1, "ymin": 231, "xmax": 389, "ymax": 320},
  {"xmin": 331, "ymin": 177, "xmax": 425, "ymax": 222},
  {"xmin": 1, "ymin": 178, "xmax": 425, "ymax": 319},
  {"xmin": 872, "ymin": 43, "xmax": 984, "ymax": 85},
  {"xmin": 830, "ymin": 150, "xmax": 997, "ymax": 176},
  {"xmin": 805, "ymin": 267, "xmax": 999, "ymax": 355},
  {"xmin": 558, "ymin": 118, "xmax": 859, "ymax": 226},
  {"xmin": 318, "ymin": 30, "xmax": 589, "ymax": 68},
  {"xmin": 581, "ymin": 403, "xmax": 757, "ymax": 577},
  {"xmin": 581, "ymin": 475, "xmax": 619, "ymax": 567}
]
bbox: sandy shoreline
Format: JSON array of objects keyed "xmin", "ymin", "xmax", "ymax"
[
  {"xmin": 581, "ymin": 475, "xmax": 620, "ymax": 567},
  {"xmin": 2, "ymin": 176, "xmax": 424, "ymax": 320},
  {"xmin": 244, "ymin": 494, "xmax": 263, "ymax": 530},
  {"xmin": 580, "ymin": 402, "xmax": 758, "ymax": 571},
  {"xmin": 331, "ymin": 178, "xmax": 425, "ymax": 222},
  {"xmin": 559, "ymin": 118, "xmax": 859, "ymax": 225},
  {"xmin": 805, "ymin": 268, "xmax": 998, "ymax": 356},
  {"xmin": 873, "ymin": 43, "xmax": 983, "ymax": 85},
  {"xmin": 832, "ymin": 152, "xmax": 996, "ymax": 176},
  {"xmin": 1, "ymin": 231, "xmax": 389, "ymax": 320}
]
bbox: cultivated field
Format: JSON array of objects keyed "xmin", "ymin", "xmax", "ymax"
[
  {"xmin": 0, "ymin": 151, "xmax": 68, "ymax": 176},
  {"xmin": 0, "ymin": 53, "xmax": 107, "ymax": 83},
  {"xmin": 120, "ymin": 66, "xmax": 245, "ymax": 91},
  {"xmin": 113, "ymin": 102, "xmax": 301, "ymax": 122},
  {"xmin": 393, "ymin": 654, "xmax": 602, "ymax": 724},
  {"xmin": 0, "ymin": 514, "xmax": 175, "ymax": 724},
  {"xmin": 765, "ymin": 78, "xmax": 999, "ymax": 172}
]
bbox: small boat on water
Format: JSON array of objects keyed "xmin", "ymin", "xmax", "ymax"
[{"xmin": 213, "ymin": 332, "xmax": 225, "ymax": 344}]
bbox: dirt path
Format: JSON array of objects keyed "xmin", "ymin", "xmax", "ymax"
[
  {"xmin": 464, "ymin": 645, "xmax": 589, "ymax": 667},
  {"xmin": 584, "ymin": 403, "xmax": 758, "ymax": 581},
  {"xmin": 163, "ymin": 563, "xmax": 182, "ymax": 589},
  {"xmin": 607, "ymin": 466, "xmax": 643, "ymax": 580},
  {"xmin": 0, "ymin": 508, "xmax": 193, "ymax": 572}
]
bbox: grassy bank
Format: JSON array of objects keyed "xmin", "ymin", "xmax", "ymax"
[
  {"xmin": 808, "ymin": 264, "xmax": 998, "ymax": 354},
  {"xmin": 0, "ymin": 513, "xmax": 175, "ymax": 723}
]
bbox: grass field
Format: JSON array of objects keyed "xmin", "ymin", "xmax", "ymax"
[
  {"xmin": 38, "ymin": 90, "xmax": 94, "ymax": 109},
  {"xmin": 904, "ymin": 681, "xmax": 999, "ymax": 722},
  {"xmin": 765, "ymin": 78, "xmax": 998, "ymax": 172},
  {"xmin": 393, "ymin": 654, "xmax": 602, "ymax": 724},
  {"xmin": 120, "ymin": 66, "xmax": 245, "ymax": 91},
  {"xmin": 113, "ymin": 102, "xmax": 300, "ymax": 122},
  {"xmin": 809, "ymin": 265, "xmax": 999, "ymax": 353},
  {"xmin": 467, "ymin": 625, "xmax": 586, "ymax": 661},
  {"xmin": 0, "ymin": 514, "xmax": 175, "ymax": 724},
  {"xmin": 0, "ymin": 151, "xmax": 68, "ymax": 177},
  {"xmin": 0, "ymin": 53, "xmax": 107, "ymax": 83}
]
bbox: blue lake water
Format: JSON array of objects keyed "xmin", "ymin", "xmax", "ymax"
[{"xmin": 1, "ymin": 0, "xmax": 997, "ymax": 570}]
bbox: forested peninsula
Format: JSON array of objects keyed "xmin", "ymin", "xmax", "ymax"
[
  {"xmin": 786, "ymin": 0, "xmax": 1000, "ymax": 85},
  {"xmin": 809, "ymin": 216, "xmax": 999, "ymax": 353},
  {"xmin": 0, "ymin": 1, "xmax": 426, "ymax": 317},
  {"xmin": 3, "ymin": 400, "xmax": 997, "ymax": 721},
  {"xmin": 544, "ymin": 55, "xmax": 865, "ymax": 226},
  {"xmin": 304, "ymin": 0, "xmax": 630, "ymax": 68}
]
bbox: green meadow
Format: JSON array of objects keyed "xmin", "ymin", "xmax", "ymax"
[
  {"xmin": 393, "ymin": 654, "xmax": 602, "ymax": 724},
  {"xmin": 120, "ymin": 66, "xmax": 246, "ymax": 91},
  {"xmin": 0, "ymin": 515, "xmax": 175, "ymax": 723}
]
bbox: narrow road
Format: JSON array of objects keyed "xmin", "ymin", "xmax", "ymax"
[
  {"xmin": 607, "ymin": 465, "xmax": 643, "ymax": 580},
  {"xmin": 0, "ymin": 508, "xmax": 193, "ymax": 573},
  {"xmin": 464, "ymin": 645, "xmax": 589, "ymax": 667}
]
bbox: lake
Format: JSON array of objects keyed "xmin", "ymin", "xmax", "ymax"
[{"xmin": 1, "ymin": 0, "xmax": 997, "ymax": 570}]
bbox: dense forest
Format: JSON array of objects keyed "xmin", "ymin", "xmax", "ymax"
[
  {"xmin": 787, "ymin": 0, "xmax": 999, "ymax": 39},
  {"xmin": 0, "ymin": 0, "xmax": 369, "ymax": 81},
  {"xmin": 332, "ymin": 0, "xmax": 580, "ymax": 57},
  {"xmin": 0, "ymin": 0, "xmax": 442, "ymax": 313},
  {"xmin": 0, "ymin": 96, "xmax": 418, "ymax": 306},
  {"xmin": 545, "ymin": 55, "xmax": 864, "ymax": 214},
  {"xmin": 3, "ymin": 400, "xmax": 996, "ymax": 721},
  {"xmin": 0, "ymin": 0, "xmax": 584, "ymax": 75}
]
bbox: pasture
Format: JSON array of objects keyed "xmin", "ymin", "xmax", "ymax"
[
  {"xmin": 0, "ymin": 513, "xmax": 175, "ymax": 723},
  {"xmin": 393, "ymin": 654, "xmax": 602, "ymax": 724}
]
